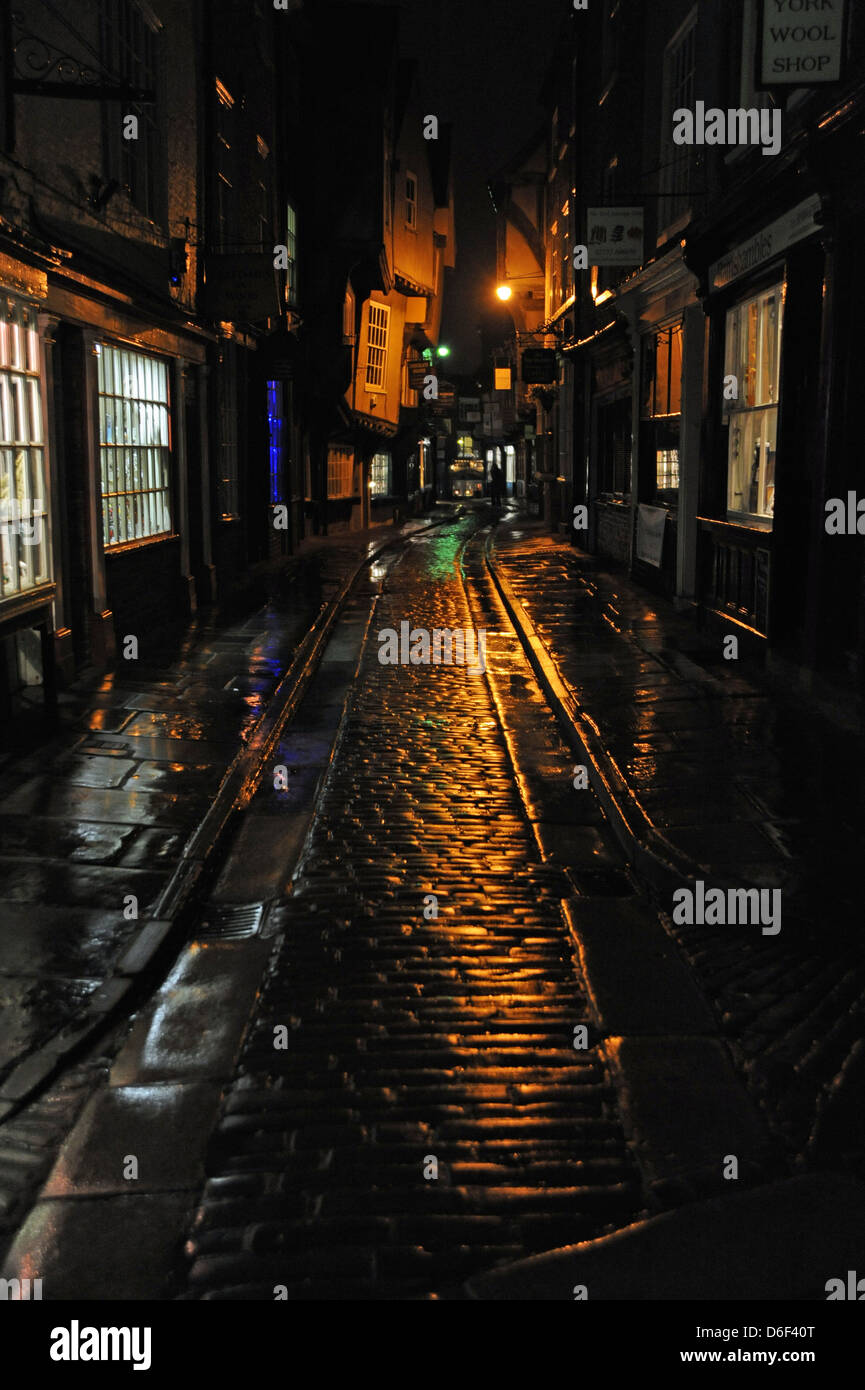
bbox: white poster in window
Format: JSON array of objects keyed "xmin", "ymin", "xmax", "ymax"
[
  {"xmin": 636, "ymin": 504, "xmax": 667, "ymax": 568},
  {"xmin": 586, "ymin": 209, "xmax": 644, "ymax": 267}
]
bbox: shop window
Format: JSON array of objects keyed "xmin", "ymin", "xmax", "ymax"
[
  {"xmin": 370, "ymin": 452, "xmax": 391, "ymax": 497},
  {"xmin": 641, "ymin": 323, "xmax": 683, "ymax": 494},
  {"xmin": 327, "ymin": 446, "xmax": 354, "ymax": 499},
  {"xmin": 723, "ymin": 282, "xmax": 783, "ymax": 521},
  {"xmin": 97, "ymin": 343, "xmax": 172, "ymax": 547},
  {"xmin": 597, "ymin": 396, "xmax": 631, "ymax": 496},
  {"xmin": 0, "ymin": 300, "xmax": 50, "ymax": 601}
]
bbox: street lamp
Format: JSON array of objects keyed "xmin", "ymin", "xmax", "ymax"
[{"xmin": 496, "ymin": 285, "xmax": 513, "ymax": 302}]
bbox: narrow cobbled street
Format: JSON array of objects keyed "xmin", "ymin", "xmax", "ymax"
[{"xmin": 179, "ymin": 515, "xmax": 642, "ymax": 1298}]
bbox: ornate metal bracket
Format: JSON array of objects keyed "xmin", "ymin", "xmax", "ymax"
[{"xmin": 10, "ymin": 6, "xmax": 155, "ymax": 102}]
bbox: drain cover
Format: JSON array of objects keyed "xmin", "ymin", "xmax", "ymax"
[{"xmin": 196, "ymin": 903, "xmax": 266, "ymax": 940}]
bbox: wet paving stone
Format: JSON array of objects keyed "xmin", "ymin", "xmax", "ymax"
[{"xmin": 179, "ymin": 518, "xmax": 644, "ymax": 1300}]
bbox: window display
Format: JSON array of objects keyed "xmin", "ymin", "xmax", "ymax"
[
  {"xmin": 0, "ymin": 298, "xmax": 50, "ymax": 602},
  {"xmin": 98, "ymin": 344, "xmax": 172, "ymax": 547},
  {"xmin": 723, "ymin": 282, "xmax": 783, "ymax": 520}
]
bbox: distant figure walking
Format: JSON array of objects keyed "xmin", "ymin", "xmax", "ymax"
[{"xmin": 489, "ymin": 461, "xmax": 504, "ymax": 510}]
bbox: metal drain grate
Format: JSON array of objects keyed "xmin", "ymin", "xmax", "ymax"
[{"xmin": 196, "ymin": 902, "xmax": 267, "ymax": 940}]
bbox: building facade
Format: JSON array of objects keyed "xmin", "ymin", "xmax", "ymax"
[
  {"xmin": 299, "ymin": 3, "xmax": 454, "ymax": 535},
  {"xmin": 0, "ymin": 0, "xmax": 301, "ymax": 723},
  {"xmin": 495, "ymin": 0, "xmax": 865, "ymax": 703}
]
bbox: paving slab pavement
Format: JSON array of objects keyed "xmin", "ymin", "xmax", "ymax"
[{"xmin": 490, "ymin": 515, "xmax": 865, "ymax": 1174}]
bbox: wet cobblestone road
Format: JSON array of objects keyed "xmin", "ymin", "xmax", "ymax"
[{"xmin": 179, "ymin": 517, "xmax": 643, "ymax": 1299}]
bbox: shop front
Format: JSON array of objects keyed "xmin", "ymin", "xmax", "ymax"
[
  {"xmin": 0, "ymin": 284, "xmax": 58, "ymax": 720},
  {"xmin": 586, "ymin": 329, "xmax": 633, "ymax": 567},
  {"xmin": 694, "ymin": 195, "xmax": 825, "ymax": 653}
]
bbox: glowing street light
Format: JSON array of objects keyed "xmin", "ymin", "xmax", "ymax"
[{"xmin": 496, "ymin": 285, "xmax": 513, "ymax": 302}]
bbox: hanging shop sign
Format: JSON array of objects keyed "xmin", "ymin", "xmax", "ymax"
[
  {"xmin": 758, "ymin": 0, "xmax": 847, "ymax": 86},
  {"xmin": 521, "ymin": 348, "xmax": 557, "ymax": 384},
  {"xmin": 204, "ymin": 254, "xmax": 282, "ymax": 323},
  {"xmin": 709, "ymin": 193, "xmax": 823, "ymax": 291},
  {"xmin": 586, "ymin": 208, "xmax": 644, "ymax": 267},
  {"xmin": 408, "ymin": 361, "xmax": 429, "ymax": 391}
]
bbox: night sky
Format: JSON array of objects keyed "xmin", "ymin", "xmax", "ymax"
[{"xmin": 347, "ymin": 0, "xmax": 567, "ymax": 372}]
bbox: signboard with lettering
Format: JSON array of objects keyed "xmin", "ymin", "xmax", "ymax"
[
  {"xmin": 586, "ymin": 208, "xmax": 644, "ymax": 267},
  {"xmin": 408, "ymin": 362, "xmax": 429, "ymax": 391},
  {"xmin": 709, "ymin": 194, "xmax": 822, "ymax": 291},
  {"xmin": 759, "ymin": 0, "xmax": 846, "ymax": 86},
  {"xmin": 636, "ymin": 505, "xmax": 667, "ymax": 568},
  {"xmin": 521, "ymin": 348, "xmax": 557, "ymax": 384},
  {"xmin": 204, "ymin": 255, "xmax": 281, "ymax": 322}
]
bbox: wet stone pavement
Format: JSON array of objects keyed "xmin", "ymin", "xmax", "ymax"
[
  {"xmin": 0, "ymin": 613, "xmax": 302, "ymax": 1094},
  {"xmin": 491, "ymin": 519, "xmax": 865, "ymax": 1176},
  {"xmin": 179, "ymin": 519, "xmax": 643, "ymax": 1300}
]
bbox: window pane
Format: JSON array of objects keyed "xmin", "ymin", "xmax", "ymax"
[
  {"xmin": 655, "ymin": 332, "xmax": 670, "ymax": 415},
  {"xmin": 668, "ymin": 326, "xmax": 683, "ymax": 416},
  {"xmin": 98, "ymin": 344, "xmax": 172, "ymax": 547}
]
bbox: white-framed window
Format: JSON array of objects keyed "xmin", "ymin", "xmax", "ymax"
[
  {"xmin": 285, "ymin": 202, "xmax": 298, "ymax": 304},
  {"xmin": 723, "ymin": 281, "xmax": 784, "ymax": 521},
  {"xmin": 738, "ymin": 0, "xmax": 776, "ymax": 113},
  {"xmin": 327, "ymin": 446, "xmax": 354, "ymax": 499},
  {"xmin": 406, "ymin": 172, "xmax": 417, "ymax": 229},
  {"xmin": 97, "ymin": 342, "xmax": 172, "ymax": 547},
  {"xmin": 659, "ymin": 8, "xmax": 698, "ymax": 234},
  {"xmin": 370, "ymin": 452, "xmax": 391, "ymax": 497},
  {"xmin": 0, "ymin": 298, "xmax": 50, "ymax": 602},
  {"xmin": 365, "ymin": 302, "xmax": 390, "ymax": 390},
  {"xmin": 100, "ymin": 0, "xmax": 160, "ymax": 221}
]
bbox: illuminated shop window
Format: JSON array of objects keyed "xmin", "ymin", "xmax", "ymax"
[
  {"xmin": 641, "ymin": 323, "xmax": 683, "ymax": 494},
  {"xmin": 97, "ymin": 343, "xmax": 171, "ymax": 547},
  {"xmin": 327, "ymin": 446, "xmax": 354, "ymax": 499},
  {"xmin": 723, "ymin": 282, "xmax": 783, "ymax": 520},
  {"xmin": 370, "ymin": 452, "xmax": 391, "ymax": 497},
  {"xmin": 0, "ymin": 299, "xmax": 50, "ymax": 601},
  {"xmin": 267, "ymin": 380, "xmax": 285, "ymax": 506}
]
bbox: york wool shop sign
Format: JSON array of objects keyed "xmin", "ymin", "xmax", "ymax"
[{"xmin": 759, "ymin": 0, "xmax": 847, "ymax": 85}]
